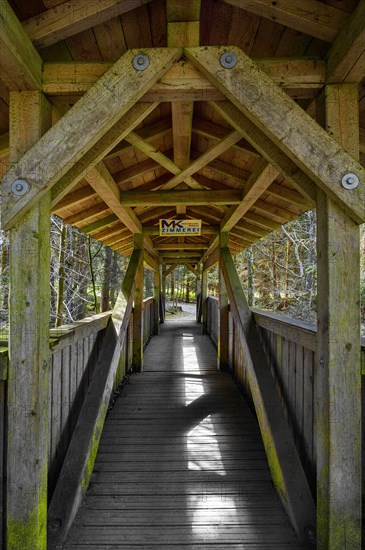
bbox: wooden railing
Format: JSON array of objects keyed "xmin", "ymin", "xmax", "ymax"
[
  {"xmin": 206, "ymin": 297, "xmax": 365, "ymax": 498},
  {"xmin": 0, "ymin": 294, "xmax": 156, "ymax": 547}
]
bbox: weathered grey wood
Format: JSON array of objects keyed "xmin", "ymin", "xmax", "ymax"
[
  {"xmin": 153, "ymin": 271, "xmax": 160, "ymax": 334},
  {"xmin": 0, "ymin": 0, "xmax": 42, "ymax": 90},
  {"xmin": 2, "ymin": 47, "xmax": 181, "ymax": 229},
  {"xmin": 47, "ymin": 249, "xmax": 142, "ymax": 548},
  {"xmin": 64, "ymin": 320, "xmax": 308, "ymax": 550},
  {"xmin": 201, "ymin": 269, "xmax": 208, "ymax": 335},
  {"xmin": 315, "ymin": 83, "xmax": 362, "ymax": 549},
  {"xmin": 220, "ymin": 247, "xmax": 315, "ymax": 543},
  {"xmin": 252, "ymin": 308, "xmax": 317, "ymax": 351},
  {"xmin": 218, "ymin": 237, "xmax": 229, "ymax": 370},
  {"xmin": 7, "ymin": 90, "xmax": 52, "ymax": 550},
  {"xmin": 185, "ymin": 46, "xmax": 365, "ymax": 223},
  {"xmin": 132, "ymin": 236, "xmax": 144, "ymax": 372}
]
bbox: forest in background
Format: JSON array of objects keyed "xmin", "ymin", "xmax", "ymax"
[{"xmin": 0, "ymin": 211, "xmax": 365, "ymax": 330}]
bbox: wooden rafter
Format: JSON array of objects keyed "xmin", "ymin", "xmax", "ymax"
[
  {"xmin": 41, "ymin": 58, "xmax": 327, "ymax": 97},
  {"xmin": 119, "ymin": 189, "xmax": 242, "ymax": 206},
  {"xmin": 2, "ymin": 48, "xmax": 181, "ymax": 229},
  {"xmin": 52, "ymin": 187, "xmax": 98, "ymax": 213},
  {"xmin": 161, "ymin": 130, "xmax": 242, "ymax": 189},
  {"xmin": 79, "ymin": 214, "xmax": 118, "ymax": 234},
  {"xmin": 51, "ymin": 102, "xmax": 158, "ymax": 206},
  {"xmin": 221, "ymin": 160, "xmax": 279, "ymax": 232},
  {"xmin": 326, "ymin": 0, "xmax": 365, "ymax": 83},
  {"xmin": 105, "ymin": 118, "xmax": 171, "ymax": 161},
  {"xmin": 23, "ymin": 0, "xmax": 153, "ymax": 48},
  {"xmin": 167, "ymin": 0, "xmax": 201, "ymax": 216},
  {"xmin": 124, "ymin": 131, "xmax": 203, "ymax": 189},
  {"xmin": 155, "ymin": 243, "xmax": 208, "ymax": 250},
  {"xmin": 183, "ymin": 44, "xmax": 365, "ymax": 221},
  {"xmin": 84, "ymin": 163, "xmax": 141, "ymax": 234},
  {"xmin": 211, "ymin": 101, "xmax": 316, "ymax": 204},
  {"xmin": 0, "ymin": 0, "xmax": 42, "ymax": 90},
  {"xmin": 222, "ymin": 0, "xmax": 348, "ymax": 42}
]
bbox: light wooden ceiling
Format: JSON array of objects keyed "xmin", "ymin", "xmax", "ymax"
[{"xmin": 0, "ymin": 0, "xmax": 364, "ymax": 266}]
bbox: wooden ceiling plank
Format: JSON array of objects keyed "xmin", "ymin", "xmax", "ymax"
[
  {"xmin": 220, "ymin": 159, "xmax": 279, "ymax": 232},
  {"xmin": 0, "ymin": 133, "xmax": 9, "ymax": 158},
  {"xmin": 85, "ymin": 162, "xmax": 142, "ymax": 234},
  {"xmin": 79, "ymin": 214, "xmax": 118, "ymax": 234},
  {"xmin": 222, "ymin": 0, "xmax": 348, "ymax": 42},
  {"xmin": 23, "ymin": 0, "xmax": 153, "ymax": 49},
  {"xmin": 190, "ymin": 149, "xmax": 250, "ymax": 183},
  {"xmin": 64, "ymin": 203, "xmax": 111, "ymax": 226},
  {"xmin": 52, "ymin": 187, "xmax": 98, "ymax": 213},
  {"xmin": 186, "ymin": 46, "xmax": 365, "ymax": 222},
  {"xmin": 326, "ymin": 0, "xmax": 365, "ymax": 83},
  {"xmin": 51, "ymin": 102, "xmax": 158, "ymax": 208},
  {"xmin": 2, "ymin": 47, "xmax": 181, "ymax": 229},
  {"xmin": 119, "ymin": 188, "xmax": 242, "ymax": 206},
  {"xmin": 267, "ymin": 182, "xmax": 312, "ymax": 208},
  {"xmin": 0, "ymin": 0, "xmax": 42, "ymax": 90},
  {"xmin": 124, "ymin": 131, "xmax": 204, "ymax": 189},
  {"xmin": 114, "ymin": 156, "xmax": 161, "ymax": 185},
  {"xmin": 192, "ymin": 118, "xmax": 259, "ymax": 157},
  {"xmin": 244, "ymin": 211, "xmax": 281, "ymax": 231},
  {"xmin": 211, "ymin": 100, "xmax": 316, "ymax": 204},
  {"xmin": 161, "ymin": 129, "xmax": 242, "ymax": 189}
]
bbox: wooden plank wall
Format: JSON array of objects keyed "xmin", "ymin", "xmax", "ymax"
[
  {"xmin": 0, "ymin": 299, "xmax": 156, "ymax": 547},
  {"xmin": 205, "ymin": 298, "xmax": 365, "ymax": 500}
]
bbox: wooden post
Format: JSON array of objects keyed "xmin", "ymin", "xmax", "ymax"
[
  {"xmin": 218, "ymin": 233, "xmax": 229, "ymax": 370},
  {"xmin": 7, "ymin": 91, "xmax": 52, "ymax": 550},
  {"xmin": 201, "ymin": 268, "xmax": 208, "ymax": 334},
  {"xmin": 161, "ymin": 265, "xmax": 167, "ymax": 323},
  {"xmin": 133, "ymin": 234, "xmax": 144, "ymax": 372},
  {"xmin": 153, "ymin": 267, "xmax": 160, "ymax": 335},
  {"xmin": 196, "ymin": 273, "xmax": 201, "ymax": 322},
  {"xmin": 316, "ymin": 84, "xmax": 361, "ymax": 549}
]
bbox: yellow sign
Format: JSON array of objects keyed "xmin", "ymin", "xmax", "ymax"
[{"xmin": 159, "ymin": 219, "xmax": 202, "ymax": 236}]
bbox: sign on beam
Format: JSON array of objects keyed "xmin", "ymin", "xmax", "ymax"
[{"xmin": 159, "ymin": 219, "xmax": 202, "ymax": 236}]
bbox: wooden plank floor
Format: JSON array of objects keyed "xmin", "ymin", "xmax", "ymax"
[{"xmin": 63, "ymin": 320, "xmax": 309, "ymax": 550}]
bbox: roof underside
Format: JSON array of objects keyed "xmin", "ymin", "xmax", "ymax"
[{"xmin": 1, "ymin": 0, "xmax": 364, "ymax": 266}]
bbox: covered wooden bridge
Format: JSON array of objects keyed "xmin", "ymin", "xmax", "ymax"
[{"xmin": 0, "ymin": 0, "xmax": 364, "ymax": 548}]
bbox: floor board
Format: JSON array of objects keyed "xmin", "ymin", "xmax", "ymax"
[{"xmin": 63, "ymin": 320, "xmax": 309, "ymax": 550}]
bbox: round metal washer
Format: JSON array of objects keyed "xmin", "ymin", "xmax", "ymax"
[
  {"xmin": 132, "ymin": 54, "xmax": 150, "ymax": 71},
  {"xmin": 341, "ymin": 172, "xmax": 359, "ymax": 190},
  {"xmin": 220, "ymin": 51, "xmax": 237, "ymax": 69},
  {"xmin": 11, "ymin": 178, "xmax": 30, "ymax": 196}
]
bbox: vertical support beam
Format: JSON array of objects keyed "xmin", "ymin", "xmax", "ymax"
[
  {"xmin": 160, "ymin": 265, "xmax": 166, "ymax": 324},
  {"xmin": 7, "ymin": 91, "xmax": 52, "ymax": 550},
  {"xmin": 316, "ymin": 83, "xmax": 361, "ymax": 549},
  {"xmin": 153, "ymin": 267, "xmax": 160, "ymax": 335},
  {"xmin": 133, "ymin": 234, "xmax": 144, "ymax": 372},
  {"xmin": 201, "ymin": 268, "xmax": 208, "ymax": 334},
  {"xmin": 218, "ymin": 233, "xmax": 229, "ymax": 370},
  {"xmin": 196, "ymin": 271, "xmax": 201, "ymax": 322}
]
